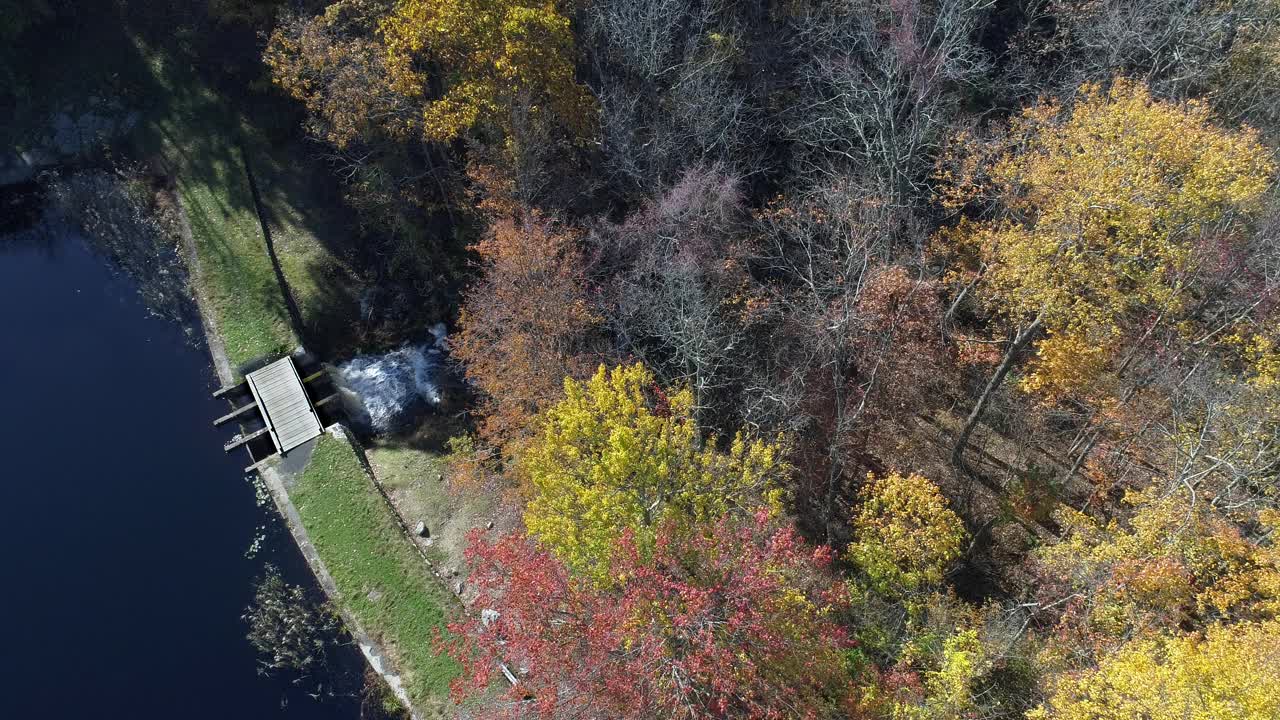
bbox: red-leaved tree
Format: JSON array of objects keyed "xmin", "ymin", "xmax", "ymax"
[{"xmin": 445, "ymin": 511, "xmax": 855, "ymax": 719}]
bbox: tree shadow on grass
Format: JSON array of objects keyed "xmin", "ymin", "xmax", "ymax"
[
  {"xmin": 126, "ymin": 0, "xmax": 471, "ymax": 363},
  {"xmin": 15, "ymin": 1, "xmax": 467, "ymax": 367},
  {"xmin": 251, "ymin": 132, "xmax": 472, "ymax": 357}
]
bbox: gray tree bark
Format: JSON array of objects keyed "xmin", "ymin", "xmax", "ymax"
[{"xmin": 951, "ymin": 313, "xmax": 1044, "ymax": 469}]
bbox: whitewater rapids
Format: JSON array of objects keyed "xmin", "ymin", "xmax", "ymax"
[{"xmin": 334, "ymin": 323, "xmax": 448, "ymax": 434}]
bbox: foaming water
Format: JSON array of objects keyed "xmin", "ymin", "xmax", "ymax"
[{"xmin": 335, "ymin": 323, "xmax": 448, "ymax": 434}]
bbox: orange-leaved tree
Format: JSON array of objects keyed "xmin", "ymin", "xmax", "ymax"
[
  {"xmin": 453, "ymin": 170, "xmax": 599, "ymax": 454},
  {"xmin": 265, "ymin": 0, "xmax": 422, "ymax": 150}
]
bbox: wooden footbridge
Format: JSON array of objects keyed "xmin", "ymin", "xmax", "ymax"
[{"xmin": 213, "ymin": 355, "xmax": 339, "ymax": 471}]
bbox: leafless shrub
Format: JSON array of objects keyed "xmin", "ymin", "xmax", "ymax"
[
  {"xmin": 592, "ymin": 166, "xmax": 753, "ymax": 426},
  {"xmin": 743, "ymin": 181, "xmax": 955, "ymax": 538},
  {"xmin": 783, "ymin": 0, "xmax": 994, "ymax": 208},
  {"xmin": 585, "ymin": 0, "xmax": 769, "ymax": 196},
  {"xmin": 1012, "ymin": 0, "xmax": 1280, "ymax": 137}
]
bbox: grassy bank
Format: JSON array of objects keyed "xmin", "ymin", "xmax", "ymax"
[
  {"xmin": 131, "ymin": 47, "xmax": 361, "ymax": 369},
  {"xmin": 160, "ymin": 130, "xmax": 297, "ymax": 367},
  {"xmin": 291, "ymin": 434, "xmax": 460, "ymax": 715},
  {"xmin": 133, "ymin": 35, "xmax": 457, "ymax": 713}
]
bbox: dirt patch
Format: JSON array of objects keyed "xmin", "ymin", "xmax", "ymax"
[{"xmin": 368, "ymin": 445, "xmax": 488, "ymax": 584}]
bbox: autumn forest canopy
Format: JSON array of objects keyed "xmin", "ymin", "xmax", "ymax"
[{"xmin": 12, "ymin": 0, "xmax": 1280, "ymax": 717}]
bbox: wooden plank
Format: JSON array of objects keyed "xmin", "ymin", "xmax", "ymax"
[
  {"xmin": 245, "ymin": 456, "xmax": 274, "ymax": 474},
  {"xmin": 254, "ymin": 362, "xmax": 295, "ymax": 383},
  {"xmin": 280, "ymin": 422, "xmax": 320, "ymax": 440},
  {"xmin": 280, "ymin": 431, "xmax": 315, "ymax": 450},
  {"xmin": 280, "ymin": 409, "xmax": 318, "ymax": 430},
  {"xmin": 254, "ymin": 375, "xmax": 294, "ymax": 393},
  {"xmin": 264, "ymin": 407, "xmax": 306, "ymax": 428},
  {"xmin": 282, "ymin": 406, "xmax": 316, "ymax": 423},
  {"xmin": 269, "ymin": 403, "xmax": 311, "ymax": 427},
  {"xmin": 257, "ymin": 378, "xmax": 297, "ymax": 396},
  {"xmin": 278, "ymin": 412, "xmax": 318, "ymax": 428},
  {"xmin": 213, "ymin": 400, "xmax": 259, "ymax": 426},
  {"xmin": 257, "ymin": 367, "xmax": 295, "ymax": 384},
  {"xmin": 275, "ymin": 411, "xmax": 315, "ymax": 429},
  {"xmin": 275, "ymin": 420, "xmax": 315, "ymax": 439},
  {"xmin": 252, "ymin": 360, "xmax": 293, "ymax": 389},
  {"xmin": 278, "ymin": 419, "xmax": 318, "ymax": 443},
  {"xmin": 244, "ymin": 370, "xmax": 282, "ymax": 454},
  {"xmin": 281, "ymin": 355, "xmax": 323, "ymax": 451},
  {"xmin": 299, "ymin": 369, "xmax": 326, "ymax": 384},
  {"xmin": 265, "ymin": 395, "xmax": 310, "ymax": 414},
  {"xmin": 224, "ymin": 426, "xmax": 271, "ymax": 452},
  {"xmin": 212, "ymin": 381, "xmax": 246, "ymax": 399},
  {"xmin": 246, "ymin": 356, "xmax": 323, "ymax": 454}
]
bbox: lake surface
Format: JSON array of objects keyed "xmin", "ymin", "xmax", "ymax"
[{"xmin": 0, "ymin": 224, "xmax": 360, "ymax": 718}]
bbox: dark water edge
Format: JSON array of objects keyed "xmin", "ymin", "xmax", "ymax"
[
  {"xmin": 0, "ymin": 221, "xmax": 362, "ymax": 718},
  {"xmin": 1, "ymin": 179, "xmax": 46, "ymax": 233}
]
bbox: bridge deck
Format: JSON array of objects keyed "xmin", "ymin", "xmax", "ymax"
[{"xmin": 245, "ymin": 357, "xmax": 323, "ymax": 454}]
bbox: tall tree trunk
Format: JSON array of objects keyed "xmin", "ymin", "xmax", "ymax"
[
  {"xmin": 943, "ymin": 263, "xmax": 985, "ymax": 331},
  {"xmin": 952, "ymin": 314, "xmax": 1044, "ymax": 469},
  {"xmin": 823, "ymin": 358, "xmax": 847, "ymax": 545}
]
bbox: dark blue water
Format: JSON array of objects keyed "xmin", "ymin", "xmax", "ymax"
[{"xmin": 0, "ymin": 227, "xmax": 359, "ymax": 718}]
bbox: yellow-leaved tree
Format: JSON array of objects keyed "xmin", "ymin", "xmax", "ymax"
[
  {"xmin": 842, "ymin": 473, "xmax": 987, "ymax": 720},
  {"xmin": 943, "ymin": 78, "xmax": 1274, "ymax": 466},
  {"xmin": 847, "ymin": 472, "xmax": 966, "ymax": 598},
  {"xmin": 520, "ymin": 363, "xmax": 785, "ymax": 583},
  {"xmin": 1030, "ymin": 619, "xmax": 1280, "ymax": 720},
  {"xmin": 1032, "ymin": 490, "xmax": 1280, "ymax": 664},
  {"xmin": 380, "ymin": 0, "xmax": 594, "ymax": 142}
]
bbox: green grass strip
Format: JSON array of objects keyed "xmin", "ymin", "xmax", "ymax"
[
  {"xmin": 133, "ymin": 49, "xmax": 297, "ymax": 368},
  {"xmin": 292, "ymin": 434, "xmax": 460, "ymax": 713},
  {"xmin": 176, "ymin": 172, "xmax": 295, "ymax": 366}
]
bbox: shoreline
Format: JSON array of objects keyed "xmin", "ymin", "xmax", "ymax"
[
  {"xmin": 259, "ymin": 430, "xmax": 420, "ymax": 718},
  {"xmin": 171, "ymin": 185, "xmax": 433, "ymax": 718}
]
